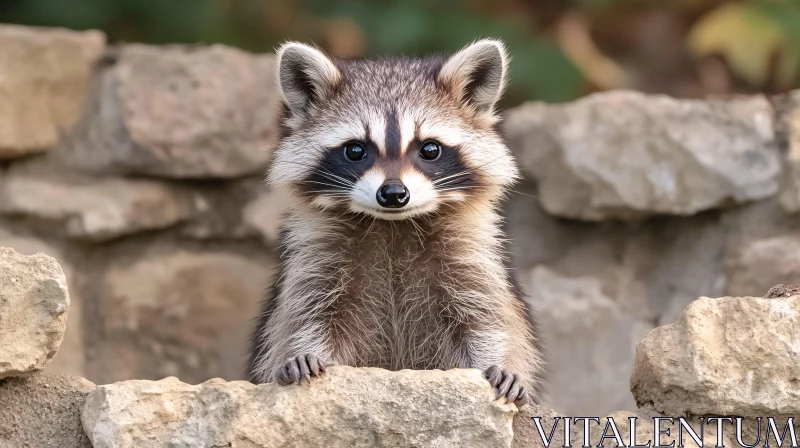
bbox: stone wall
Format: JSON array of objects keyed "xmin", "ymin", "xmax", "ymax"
[
  {"xmin": 0, "ymin": 24, "xmax": 283, "ymax": 387},
  {"xmin": 1, "ymin": 23, "xmax": 800, "ymax": 420},
  {"xmin": 503, "ymin": 90, "xmax": 800, "ymax": 415},
  {"xmin": 2, "ymin": 246, "xmax": 799, "ymax": 447}
]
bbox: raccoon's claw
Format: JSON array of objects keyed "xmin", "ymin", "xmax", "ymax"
[
  {"xmin": 277, "ymin": 354, "xmax": 333, "ymax": 385},
  {"xmin": 484, "ymin": 365, "xmax": 528, "ymax": 406}
]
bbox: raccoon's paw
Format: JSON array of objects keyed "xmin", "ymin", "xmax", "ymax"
[
  {"xmin": 276, "ymin": 354, "xmax": 333, "ymax": 386},
  {"xmin": 484, "ymin": 365, "xmax": 529, "ymax": 406}
]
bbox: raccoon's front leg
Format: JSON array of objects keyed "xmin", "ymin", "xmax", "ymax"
[
  {"xmin": 260, "ymin": 328, "xmax": 338, "ymax": 385},
  {"xmin": 249, "ymin": 287, "xmax": 340, "ymax": 385},
  {"xmin": 276, "ymin": 354, "xmax": 334, "ymax": 385},
  {"xmin": 461, "ymin": 328, "xmax": 531, "ymax": 406},
  {"xmin": 483, "ymin": 365, "xmax": 528, "ymax": 405}
]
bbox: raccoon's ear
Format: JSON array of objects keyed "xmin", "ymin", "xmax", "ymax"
[
  {"xmin": 437, "ymin": 39, "xmax": 509, "ymax": 116},
  {"xmin": 276, "ymin": 42, "xmax": 341, "ymax": 118}
]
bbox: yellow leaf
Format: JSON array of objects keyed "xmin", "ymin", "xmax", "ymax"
[{"xmin": 689, "ymin": 2, "xmax": 787, "ymax": 86}]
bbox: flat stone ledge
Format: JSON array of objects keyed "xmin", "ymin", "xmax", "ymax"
[
  {"xmin": 82, "ymin": 366, "xmax": 516, "ymax": 448},
  {"xmin": 0, "ymin": 171, "xmax": 194, "ymax": 242}
]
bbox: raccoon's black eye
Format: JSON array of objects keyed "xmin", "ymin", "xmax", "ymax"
[
  {"xmin": 344, "ymin": 142, "xmax": 367, "ymax": 161},
  {"xmin": 419, "ymin": 141, "xmax": 441, "ymax": 161}
]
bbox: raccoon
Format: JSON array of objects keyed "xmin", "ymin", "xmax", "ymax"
[{"xmin": 248, "ymin": 39, "xmax": 541, "ymax": 405}]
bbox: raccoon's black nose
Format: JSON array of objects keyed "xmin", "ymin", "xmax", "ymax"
[{"xmin": 377, "ymin": 182, "xmax": 409, "ymax": 209}]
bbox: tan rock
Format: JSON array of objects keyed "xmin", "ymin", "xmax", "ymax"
[
  {"xmin": 512, "ymin": 404, "xmax": 572, "ymax": 448},
  {"xmin": 599, "ymin": 411, "xmax": 657, "ymax": 448},
  {"xmin": 725, "ymin": 235, "xmax": 800, "ymax": 297},
  {"xmin": 527, "ymin": 266, "xmax": 651, "ymax": 415},
  {"xmin": 777, "ymin": 90, "xmax": 800, "ymax": 212},
  {"xmin": 176, "ymin": 177, "xmax": 262, "ymax": 240},
  {"xmin": 0, "ymin": 172, "xmax": 193, "ymax": 242},
  {"xmin": 504, "ymin": 91, "xmax": 779, "ymax": 220},
  {"xmin": 68, "ymin": 44, "xmax": 280, "ymax": 178},
  {"xmin": 512, "ymin": 406, "xmax": 732, "ymax": 448},
  {"xmin": 0, "ymin": 374, "xmax": 95, "ymax": 447},
  {"xmin": 242, "ymin": 187, "xmax": 290, "ymax": 245},
  {"xmin": 631, "ymin": 295, "xmax": 800, "ymax": 416},
  {"xmin": 0, "ymin": 24, "xmax": 105, "ymax": 158},
  {"xmin": 595, "ymin": 411, "xmax": 734, "ymax": 448},
  {"xmin": 0, "ymin": 230, "xmax": 84, "ymax": 377},
  {"xmin": 506, "ymin": 182, "xmax": 728, "ymax": 323},
  {"xmin": 0, "ymin": 247, "xmax": 69, "ymax": 378},
  {"xmin": 88, "ymin": 248, "xmax": 272, "ymax": 384},
  {"xmin": 506, "ymin": 183, "xmax": 733, "ymax": 416},
  {"xmin": 764, "ymin": 283, "xmax": 800, "ymax": 298},
  {"xmin": 81, "ymin": 367, "xmax": 516, "ymax": 448}
]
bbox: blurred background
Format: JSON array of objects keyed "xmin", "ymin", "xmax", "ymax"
[
  {"xmin": 2, "ymin": 0, "xmax": 800, "ymax": 104},
  {"xmin": 1, "ymin": 0, "xmax": 799, "ymax": 418}
]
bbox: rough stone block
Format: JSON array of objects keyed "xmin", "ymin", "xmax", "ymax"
[
  {"xmin": 725, "ymin": 235, "xmax": 800, "ymax": 297},
  {"xmin": 0, "ymin": 246, "xmax": 70, "ymax": 378},
  {"xmin": 87, "ymin": 248, "xmax": 273, "ymax": 384},
  {"xmin": 526, "ymin": 266, "xmax": 652, "ymax": 415},
  {"xmin": 0, "ymin": 230, "xmax": 84, "ymax": 377},
  {"xmin": 68, "ymin": 44, "xmax": 280, "ymax": 178},
  {"xmin": 0, "ymin": 24, "xmax": 104, "ymax": 158},
  {"xmin": 504, "ymin": 91, "xmax": 779, "ymax": 220},
  {"xmin": 777, "ymin": 91, "xmax": 800, "ymax": 212},
  {"xmin": 631, "ymin": 295, "xmax": 800, "ymax": 417},
  {"xmin": 0, "ymin": 171, "xmax": 194, "ymax": 242},
  {"xmin": 0, "ymin": 374, "xmax": 95, "ymax": 447},
  {"xmin": 82, "ymin": 367, "xmax": 515, "ymax": 448}
]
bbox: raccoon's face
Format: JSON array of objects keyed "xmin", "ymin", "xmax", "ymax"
[{"xmin": 269, "ymin": 39, "xmax": 519, "ymax": 220}]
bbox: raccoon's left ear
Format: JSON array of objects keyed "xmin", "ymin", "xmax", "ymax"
[{"xmin": 438, "ymin": 39, "xmax": 509, "ymax": 117}]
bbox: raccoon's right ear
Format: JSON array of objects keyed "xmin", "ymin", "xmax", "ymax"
[
  {"xmin": 437, "ymin": 39, "xmax": 509, "ymax": 118},
  {"xmin": 275, "ymin": 42, "xmax": 341, "ymax": 118}
]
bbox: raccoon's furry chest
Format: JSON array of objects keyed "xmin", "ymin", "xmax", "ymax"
[{"xmin": 327, "ymin": 219, "xmax": 468, "ymax": 370}]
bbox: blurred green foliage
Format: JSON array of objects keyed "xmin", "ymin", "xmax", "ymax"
[
  {"xmin": 689, "ymin": 0, "xmax": 800, "ymax": 88},
  {"xmin": 0, "ymin": 0, "xmax": 582, "ymax": 105},
  {"xmin": 3, "ymin": 0, "xmax": 800, "ymax": 106}
]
